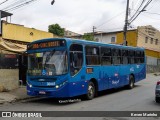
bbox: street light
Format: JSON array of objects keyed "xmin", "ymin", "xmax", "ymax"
[{"xmin": 51, "ymin": 0, "xmax": 55, "ymax": 5}]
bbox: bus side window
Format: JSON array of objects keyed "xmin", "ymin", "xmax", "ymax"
[
  {"xmin": 128, "ymin": 50, "xmax": 135, "ymax": 64},
  {"xmin": 85, "ymin": 46, "xmax": 100, "ymax": 65},
  {"xmin": 135, "ymin": 51, "xmax": 141, "ymax": 64},
  {"xmin": 101, "ymin": 47, "xmax": 111, "ymax": 65},
  {"xmin": 69, "ymin": 44, "xmax": 83, "ymax": 76},
  {"xmin": 140, "ymin": 51, "xmax": 145, "ymax": 63},
  {"xmin": 112, "ymin": 48, "xmax": 121, "ymax": 65},
  {"xmin": 121, "ymin": 49, "xmax": 128, "ymax": 64}
]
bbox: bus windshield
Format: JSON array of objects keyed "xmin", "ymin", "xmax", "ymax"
[{"xmin": 28, "ymin": 50, "xmax": 68, "ymax": 76}]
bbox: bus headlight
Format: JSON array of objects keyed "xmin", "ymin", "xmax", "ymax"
[
  {"xmin": 27, "ymin": 81, "xmax": 32, "ymax": 88},
  {"xmin": 55, "ymin": 81, "xmax": 68, "ymax": 89},
  {"xmin": 29, "ymin": 84, "xmax": 33, "ymax": 88},
  {"xmin": 55, "ymin": 85, "xmax": 59, "ymax": 89}
]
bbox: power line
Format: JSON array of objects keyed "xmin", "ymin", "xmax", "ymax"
[
  {"xmin": 2, "ymin": 0, "xmax": 27, "ymax": 10},
  {"xmin": 0, "ymin": 0, "xmax": 9, "ymax": 6},
  {"xmin": 96, "ymin": 11, "xmax": 125, "ymax": 28},
  {"xmin": 129, "ymin": 0, "xmax": 153, "ymax": 24},
  {"xmin": 129, "ymin": 0, "xmax": 145, "ymax": 22},
  {"xmin": 140, "ymin": 13, "xmax": 160, "ymax": 20},
  {"xmin": 131, "ymin": 8, "xmax": 160, "ymax": 16},
  {"xmin": 5, "ymin": 0, "xmax": 37, "ymax": 11},
  {"xmin": 3, "ymin": 0, "xmax": 38, "ymax": 12},
  {"xmin": 147, "ymin": 0, "xmax": 159, "ymax": 10},
  {"xmin": 144, "ymin": 11, "xmax": 160, "ymax": 16}
]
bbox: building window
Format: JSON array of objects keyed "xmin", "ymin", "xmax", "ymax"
[
  {"xmin": 111, "ymin": 37, "xmax": 115, "ymax": 43},
  {"xmin": 145, "ymin": 37, "xmax": 148, "ymax": 43},
  {"xmin": 155, "ymin": 39, "xmax": 158, "ymax": 45},
  {"xmin": 150, "ymin": 38, "xmax": 153, "ymax": 44}
]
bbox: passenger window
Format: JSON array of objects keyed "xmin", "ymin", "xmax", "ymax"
[
  {"xmin": 121, "ymin": 50, "xmax": 128, "ymax": 64},
  {"xmin": 135, "ymin": 51, "xmax": 141, "ymax": 64},
  {"xmin": 112, "ymin": 48, "xmax": 121, "ymax": 65},
  {"xmin": 101, "ymin": 47, "xmax": 112, "ymax": 65},
  {"xmin": 128, "ymin": 50, "xmax": 135, "ymax": 64},
  {"xmin": 140, "ymin": 51, "xmax": 145, "ymax": 63},
  {"xmin": 85, "ymin": 46, "xmax": 100, "ymax": 65},
  {"xmin": 70, "ymin": 44, "xmax": 83, "ymax": 76}
]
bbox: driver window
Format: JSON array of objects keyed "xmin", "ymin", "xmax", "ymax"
[{"xmin": 70, "ymin": 44, "xmax": 83, "ymax": 76}]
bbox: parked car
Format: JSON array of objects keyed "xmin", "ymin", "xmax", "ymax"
[{"xmin": 155, "ymin": 80, "xmax": 160, "ymax": 103}]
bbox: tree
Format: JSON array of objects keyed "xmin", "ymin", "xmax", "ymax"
[
  {"xmin": 82, "ymin": 33, "xmax": 94, "ymax": 41},
  {"xmin": 48, "ymin": 23, "xmax": 64, "ymax": 36}
]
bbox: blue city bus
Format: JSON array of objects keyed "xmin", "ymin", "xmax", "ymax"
[{"xmin": 26, "ymin": 38, "xmax": 146, "ymax": 100}]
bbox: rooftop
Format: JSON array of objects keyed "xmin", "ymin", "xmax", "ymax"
[{"xmin": 0, "ymin": 10, "xmax": 13, "ymax": 18}]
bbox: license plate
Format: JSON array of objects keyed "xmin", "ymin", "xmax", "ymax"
[{"xmin": 39, "ymin": 91, "xmax": 46, "ymax": 95}]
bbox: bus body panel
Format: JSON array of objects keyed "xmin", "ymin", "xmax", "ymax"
[{"xmin": 26, "ymin": 38, "xmax": 146, "ymax": 98}]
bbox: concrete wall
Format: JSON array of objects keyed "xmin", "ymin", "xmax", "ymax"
[
  {"xmin": 137, "ymin": 26, "xmax": 160, "ymax": 51},
  {"xmin": 95, "ymin": 33, "xmax": 117, "ymax": 43},
  {"xmin": 116, "ymin": 30, "xmax": 137, "ymax": 47},
  {"xmin": 0, "ymin": 69, "xmax": 19, "ymax": 92},
  {"xmin": 2, "ymin": 21, "xmax": 55, "ymax": 42},
  {"xmin": 146, "ymin": 56, "xmax": 158, "ymax": 65},
  {"xmin": 147, "ymin": 65, "xmax": 160, "ymax": 73}
]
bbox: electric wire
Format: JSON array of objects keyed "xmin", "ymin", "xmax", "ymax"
[
  {"xmin": 129, "ymin": 0, "xmax": 146, "ymax": 22},
  {"xmin": 0, "ymin": 0, "xmax": 9, "ymax": 6},
  {"xmin": 3, "ymin": 0, "xmax": 38, "ymax": 12},
  {"xmin": 2, "ymin": 0, "xmax": 28, "ymax": 10},
  {"xmin": 96, "ymin": 11, "xmax": 125, "ymax": 28},
  {"xmin": 129, "ymin": 0, "xmax": 153, "ymax": 24}
]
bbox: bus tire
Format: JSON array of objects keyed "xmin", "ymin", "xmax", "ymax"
[
  {"xmin": 127, "ymin": 75, "xmax": 134, "ymax": 89},
  {"xmin": 85, "ymin": 81, "xmax": 95, "ymax": 100}
]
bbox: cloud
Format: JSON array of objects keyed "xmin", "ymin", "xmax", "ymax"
[{"xmin": 3, "ymin": 0, "xmax": 160, "ymax": 34}]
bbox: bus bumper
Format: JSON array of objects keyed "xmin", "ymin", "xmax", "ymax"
[
  {"xmin": 27, "ymin": 84, "xmax": 70, "ymax": 98},
  {"xmin": 27, "ymin": 80, "xmax": 88, "ymax": 98}
]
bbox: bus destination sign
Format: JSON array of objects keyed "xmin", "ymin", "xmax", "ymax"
[{"xmin": 28, "ymin": 40, "xmax": 66, "ymax": 50}]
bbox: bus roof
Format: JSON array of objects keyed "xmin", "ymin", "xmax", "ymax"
[{"xmin": 29, "ymin": 38, "xmax": 145, "ymax": 51}]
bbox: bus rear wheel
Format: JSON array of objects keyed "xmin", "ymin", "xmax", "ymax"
[
  {"xmin": 85, "ymin": 81, "xmax": 95, "ymax": 100},
  {"xmin": 127, "ymin": 75, "xmax": 134, "ymax": 89}
]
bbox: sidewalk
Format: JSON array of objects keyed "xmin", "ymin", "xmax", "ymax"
[
  {"xmin": 0, "ymin": 73, "xmax": 160, "ymax": 105},
  {"xmin": 0, "ymin": 86, "xmax": 34, "ymax": 105}
]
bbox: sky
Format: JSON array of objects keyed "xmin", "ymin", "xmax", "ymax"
[{"xmin": 1, "ymin": 0, "xmax": 160, "ymax": 34}]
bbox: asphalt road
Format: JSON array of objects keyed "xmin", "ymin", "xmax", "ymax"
[{"xmin": 0, "ymin": 73, "xmax": 160, "ymax": 120}]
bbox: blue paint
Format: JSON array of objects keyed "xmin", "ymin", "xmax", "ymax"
[{"xmin": 26, "ymin": 38, "xmax": 146, "ymax": 98}]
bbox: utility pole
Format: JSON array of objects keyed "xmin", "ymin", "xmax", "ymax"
[
  {"xmin": 93, "ymin": 26, "xmax": 96, "ymax": 41},
  {"xmin": 123, "ymin": 0, "xmax": 129, "ymax": 46}
]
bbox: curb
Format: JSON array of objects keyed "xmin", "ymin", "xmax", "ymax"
[{"xmin": 0, "ymin": 96, "xmax": 37, "ymax": 105}]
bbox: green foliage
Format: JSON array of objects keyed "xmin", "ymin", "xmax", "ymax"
[
  {"xmin": 82, "ymin": 33, "xmax": 94, "ymax": 41},
  {"xmin": 48, "ymin": 23, "xmax": 64, "ymax": 36}
]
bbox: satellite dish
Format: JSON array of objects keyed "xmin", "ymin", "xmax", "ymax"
[{"xmin": 51, "ymin": 0, "xmax": 55, "ymax": 5}]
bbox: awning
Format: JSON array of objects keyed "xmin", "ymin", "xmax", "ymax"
[{"xmin": 0, "ymin": 38, "xmax": 27, "ymax": 53}]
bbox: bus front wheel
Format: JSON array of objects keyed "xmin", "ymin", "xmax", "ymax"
[
  {"xmin": 128, "ymin": 75, "xmax": 135, "ymax": 89},
  {"xmin": 85, "ymin": 81, "xmax": 95, "ymax": 100}
]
